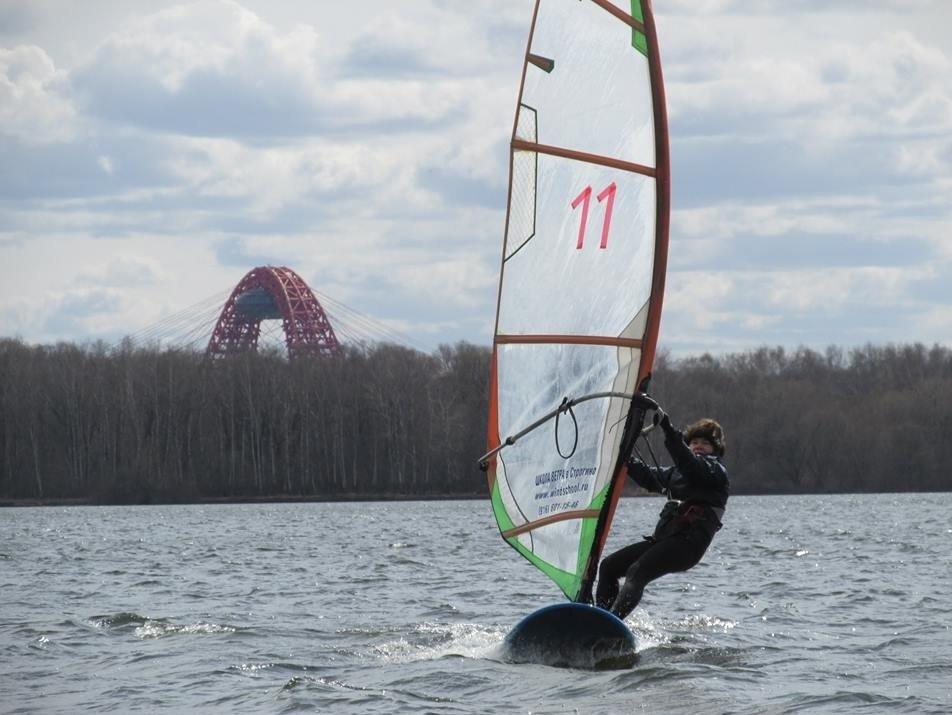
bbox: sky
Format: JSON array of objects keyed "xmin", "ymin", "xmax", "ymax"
[{"xmin": 1, "ymin": 0, "xmax": 950, "ymax": 356}]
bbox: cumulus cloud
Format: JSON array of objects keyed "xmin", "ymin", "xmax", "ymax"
[
  {"xmin": 663, "ymin": 27, "xmax": 952, "ymax": 206},
  {"xmin": 668, "ymin": 23, "xmax": 952, "ymax": 144},
  {"xmin": 659, "ymin": 2, "xmax": 951, "ymax": 356},
  {"xmin": 68, "ymin": 0, "xmax": 480, "ymax": 139},
  {"xmin": 69, "ymin": 0, "xmax": 327, "ymax": 137},
  {"xmin": 339, "ymin": 4, "xmax": 518, "ymax": 79},
  {"xmin": 0, "ymin": 44, "xmax": 76, "ymax": 142},
  {"xmin": 662, "ymin": 262, "xmax": 946, "ymax": 354},
  {"xmin": 40, "ymin": 288, "xmax": 123, "ymax": 337},
  {"xmin": 392, "ymin": 253, "xmax": 498, "ymax": 311}
]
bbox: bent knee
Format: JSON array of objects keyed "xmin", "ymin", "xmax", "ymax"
[
  {"xmin": 623, "ymin": 563, "xmax": 648, "ymax": 586},
  {"xmin": 599, "ymin": 555, "xmax": 627, "ymax": 581}
]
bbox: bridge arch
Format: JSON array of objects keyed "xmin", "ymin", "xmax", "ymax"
[{"xmin": 206, "ymin": 266, "xmax": 340, "ymax": 359}]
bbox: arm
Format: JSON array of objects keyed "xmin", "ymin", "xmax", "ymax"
[
  {"xmin": 626, "ymin": 457, "xmax": 674, "ymax": 494},
  {"xmin": 661, "ymin": 418, "xmax": 728, "ymax": 490},
  {"xmin": 664, "ymin": 430, "xmax": 727, "ymax": 489}
]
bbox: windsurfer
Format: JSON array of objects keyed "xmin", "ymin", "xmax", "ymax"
[{"xmin": 595, "ymin": 413, "xmax": 729, "ymax": 619}]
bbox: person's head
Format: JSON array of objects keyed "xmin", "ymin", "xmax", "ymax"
[{"xmin": 684, "ymin": 418, "xmax": 725, "ymax": 457}]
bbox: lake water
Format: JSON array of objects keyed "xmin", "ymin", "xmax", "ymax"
[{"xmin": 2, "ymin": 494, "xmax": 951, "ymax": 713}]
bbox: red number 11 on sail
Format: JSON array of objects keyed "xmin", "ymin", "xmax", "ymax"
[{"xmin": 571, "ymin": 182, "xmax": 616, "ymax": 250}]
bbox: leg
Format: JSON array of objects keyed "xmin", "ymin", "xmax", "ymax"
[
  {"xmin": 595, "ymin": 540, "xmax": 653, "ymax": 610},
  {"xmin": 610, "ymin": 533, "xmax": 709, "ymax": 620}
]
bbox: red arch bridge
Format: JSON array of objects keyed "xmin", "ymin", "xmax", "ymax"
[
  {"xmin": 206, "ymin": 266, "xmax": 340, "ymax": 359},
  {"xmin": 124, "ymin": 266, "xmax": 420, "ymax": 358}
]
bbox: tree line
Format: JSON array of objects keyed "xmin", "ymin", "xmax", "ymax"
[
  {"xmin": 647, "ymin": 343, "xmax": 951, "ymax": 493},
  {"xmin": 0, "ymin": 338, "xmax": 949, "ymax": 504}
]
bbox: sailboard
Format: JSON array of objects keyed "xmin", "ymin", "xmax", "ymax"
[{"xmin": 482, "ymin": 0, "xmax": 670, "ymax": 666}]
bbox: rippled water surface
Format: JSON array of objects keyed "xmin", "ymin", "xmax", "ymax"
[{"xmin": 2, "ymin": 494, "xmax": 951, "ymax": 713}]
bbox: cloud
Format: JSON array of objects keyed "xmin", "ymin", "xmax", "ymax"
[
  {"xmin": 75, "ymin": 256, "xmax": 166, "ymax": 288},
  {"xmin": 392, "ymin": 253, "xmax": 498, "ymax": 311},
  {"xmin": 674, "ymin": 231, "xmax": 935, "ymax": 273},
  {"xmin": 338, "ymin": 5, "xmax": 519, "ymax": 80},
  {"xmin": 661, "ymin": 261, "xmax": 948, "ymax": 354},
  {"xmin": 312, "ymin": 249, "xmax": 498, "ymax": 347},
  {"xmin": 69, "ymin": 0, "xmax": 328, "ymax": 138},
  {"xmin": 340, "ymin": 17, "xmax": 452, "ymax": 80},
  {"xmin": 0, "ymin": 131, "xmax": 176, "ymax": 202},
  {"xmin": 660, "ymin": 5, "xmax": 952, "ymax": 361},
  {"xmin": 0, "ymin": 44, "xmax": 76, "ymax": 143},
  {"xmin": 214, "ymin": 236, "xmax": 284, "ymax": 267},
  {"xmin": 38, "ymin": 287, "xmax": 123, "ymax": 338},
  {"xmin": 0, "ymin": 231, "xmax": 246, "ymax": 344},
  {"xmin": 418, "ymin": 165, "xmax": 503, "ymax": 209},
  {"xmin": 665, "ymin": 14, "xmax": 952, "ymax": 211},
  {"xmin": 69, "ymin": 0, "xmax": 478, "ymax": 139},
  {"xmin": 0, "ymin": 2, "xmax": 37, "ymax": 38}
]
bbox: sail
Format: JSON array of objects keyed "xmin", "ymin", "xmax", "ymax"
[{"xmin": 485, "ymin": 0, "xmax": 670, "ymax": 602}]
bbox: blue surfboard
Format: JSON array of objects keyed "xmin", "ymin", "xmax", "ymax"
[{"xmin": 502, "ymin": 603, "xmax": 637, "ymax": 669}]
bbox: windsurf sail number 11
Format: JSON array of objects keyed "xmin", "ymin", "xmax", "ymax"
[{"xmin": 482, "ymin": 0, "xmax": 670, "ymax": 604}]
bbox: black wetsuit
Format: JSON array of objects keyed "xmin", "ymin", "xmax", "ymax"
[{"xmin": 595, "ymin": 425, "xmax": 729, "ymax": 619}]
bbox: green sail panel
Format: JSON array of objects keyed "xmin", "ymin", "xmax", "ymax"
[
  {"xmin": 485, "ymin": 0, "xmax": 670, "ymax": 602},
  {"xmin": 631, "ymin": 0, "xmax": 648, "ymax": 55}
]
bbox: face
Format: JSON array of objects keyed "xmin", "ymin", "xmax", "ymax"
[{"xmin": 689, "ymin": 438, "xmax": 715, "ymax": 456}]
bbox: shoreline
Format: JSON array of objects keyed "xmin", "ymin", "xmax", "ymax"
[{"xmin": 2, "ymin": 488, "xmax": 947, "ymax": 508}]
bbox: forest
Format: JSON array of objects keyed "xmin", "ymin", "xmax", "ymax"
[{"xmin": 0, "ymin": 338, "xmax": 949, "ymax": 504}]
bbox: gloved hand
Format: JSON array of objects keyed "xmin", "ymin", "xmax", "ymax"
[
  {"xmin": 626, "ymin": 457, "xmax": 650, "ymax": 482},
  {"xmin": 658, "ymin": 410, "xmax": 679, "ymax": 437}
]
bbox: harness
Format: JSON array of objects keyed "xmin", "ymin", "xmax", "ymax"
[{"xmin": 659, "ymin": 499, "xmax": 724, "ymax": 536}]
